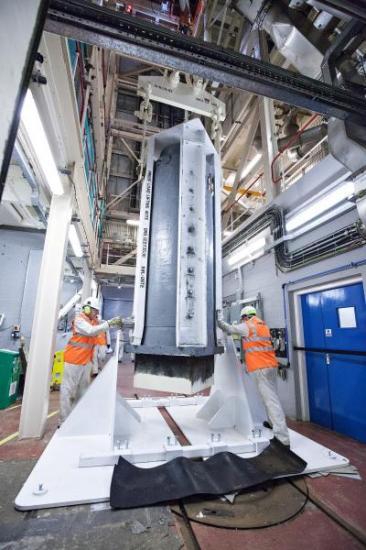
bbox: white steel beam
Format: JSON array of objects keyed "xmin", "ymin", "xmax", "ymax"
[
  {"xmin": 81, "ymin": 259, "xmax": 92, "ymax": 301},
  {"xmin": 36, "ymin": 33, "xmax": 98, "ymax": 265},
  {"xmin": 89, "ymin": 47, "xmax": 106, "ymax": 182},
  {"xmin": 19, "ymin": 188, "xmax": 73, "ymax": 438},
  {"xmin": 222, "ymin": 104, "xmax": 259, "ymax": 227},
  {"xmin": 259, "ymin": 97, "xmax": 279, "ymax": 201}
]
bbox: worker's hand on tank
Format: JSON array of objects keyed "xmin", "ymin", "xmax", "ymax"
[
  {"xmin": 108, "ymin": 316, "xmax": 123, "ymax": 328},
  {"xmin": 217, "ymin": 319, "xmax": 226, "ymax": 331},
  {"xmin": 216, "ymin": 310, "xmax": 224, "ymax": 322}
]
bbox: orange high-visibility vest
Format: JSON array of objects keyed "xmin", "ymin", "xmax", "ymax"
[
  {"xmin": 96, "ymin": 329, "xmax": 107, "ymax": 346},
  {"xmin": 64, "ymin": 313, "xmax": 97, "ymax": 365},
  {"xmin": 242, "ymin": 316, "xmax": 278, "ymax": 372}
]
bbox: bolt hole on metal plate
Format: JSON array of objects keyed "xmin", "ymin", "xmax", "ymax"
[{"xmin": 172, "ymin": 478, "xmax": 307, "ymax": 529}]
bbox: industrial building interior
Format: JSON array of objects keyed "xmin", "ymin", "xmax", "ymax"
[{"xmin": 1, "ymin": 0, "xmax": 366, "ymax": 548}]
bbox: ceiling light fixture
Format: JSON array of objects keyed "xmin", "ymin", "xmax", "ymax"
[
  {"xmin": 227, "ymin": 235, "xmax": 266, "ymax": 267},
  {"xmin": 286, "ymin": 180, "xmax": 354, "ymax": 232},
  {"xmin": 20, "ymin": 90, "xmax": 64, "ymax": 195}
]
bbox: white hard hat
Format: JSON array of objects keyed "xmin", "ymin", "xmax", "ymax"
[
  {"xmin": 83, "ymin": 296, "xmax": 100, "ymax": 311},
  {"xmin": 241, "ymin": 305, "xmax": 256, "ymax": 317}
]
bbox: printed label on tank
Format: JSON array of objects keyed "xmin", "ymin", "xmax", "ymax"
[
  {"xmin": 325, "ymin": 328, "xmax": 332, "ymax": 337},
  {"xmin": 9, "ymin": 381, "xmax": 17, "ymax": 396}
]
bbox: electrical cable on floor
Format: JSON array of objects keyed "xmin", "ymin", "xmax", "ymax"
[
  {"xmin": 171, "ymin": 477, "xmax": 309, "ymax": 531},
  {"xmin": 177, "ymin": 501, "xmax": 202, "ymax": 550}
]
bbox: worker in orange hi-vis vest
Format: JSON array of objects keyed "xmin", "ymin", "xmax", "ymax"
[
  {"xmin": 60, "ymin": 296, "xmax": 123, "ymax": 423},
  {"xmin": 218, "ymin": 306, "xmax": 290, "ymax": 447}
]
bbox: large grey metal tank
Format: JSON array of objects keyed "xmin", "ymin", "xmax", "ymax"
[{"xmin": 128, "ymin": 120, "xmax": 222, "ymax": 394}]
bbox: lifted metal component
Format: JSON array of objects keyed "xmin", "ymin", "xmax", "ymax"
[{"xmin": 46, "ymin": 0, "xmax": 366, "ymax": 124}]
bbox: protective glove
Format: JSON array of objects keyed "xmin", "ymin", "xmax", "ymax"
[
  {"xmin": 108, "ymin": 316, "xmax": 123, "ymax": 328},
  {"xmin": 217, "ymin": 318, "xmax": 227, "ymax": 331},
  {"xmin": 216, "ymin": 310, "xmax": 224, "ymax": 322}
]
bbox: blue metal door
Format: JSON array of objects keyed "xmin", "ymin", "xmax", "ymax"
[{"xmin": 301, "ymin": 282, "xmax": 366, "ymax": 443}]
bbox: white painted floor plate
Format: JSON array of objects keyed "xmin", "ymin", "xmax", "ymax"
[
  {"xmin": 15, "ymin": 341, "xmax": 349, "ymax": 510},
  {"xmin": 15, "ymin": 398, "xmax": 349, "ymax": 510}
]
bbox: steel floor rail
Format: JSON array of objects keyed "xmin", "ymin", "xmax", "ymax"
[{"xmin": 46, "ymin": 0, "xmax": 366, "ymax": 124}]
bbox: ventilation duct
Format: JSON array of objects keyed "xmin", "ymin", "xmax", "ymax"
[{"xmin": 236, "ymin": 0, "xmax": 324, "ymax": 78}]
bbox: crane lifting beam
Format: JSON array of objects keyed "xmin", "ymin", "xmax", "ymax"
[{"xmin": 46, "ymin": 0, "xmax": 366, "ymax": 125}]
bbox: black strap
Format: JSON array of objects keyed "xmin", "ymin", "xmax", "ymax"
[{"xmin": 293, "ymin": 346, "xmax": 366, "ymax": 357}]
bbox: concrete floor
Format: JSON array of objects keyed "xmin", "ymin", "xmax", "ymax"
[{"xmin": 0, "ymin": 361, "xmax": 365, "ymax": 549}]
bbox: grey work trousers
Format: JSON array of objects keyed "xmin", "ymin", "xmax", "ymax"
[{"xmin": 252, "ymin": 367, "xmax": 290, "ymax": 446}]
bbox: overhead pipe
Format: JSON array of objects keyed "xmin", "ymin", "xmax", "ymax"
[
  {"xmin": 271, "ymin": 114, "xmax": 321, "ymax": 184},
  {"xmin": 192, "ymin": 0, "xmax": 205, "ymax": 37},
  {"xmin": 277, "ymin": 123, "xmax": 328, "ymax": 151},
  {"xmin": 235, "ymin": 0, "xmax": 325, "ymax": 78}
]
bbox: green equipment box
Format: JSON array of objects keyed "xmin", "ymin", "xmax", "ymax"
[{"xmin": 0, "ymin": 349, "xmax": 21, "ymax": 409}]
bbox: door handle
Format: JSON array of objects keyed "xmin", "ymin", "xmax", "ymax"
[{"xmin": 325, "ymin": 353, "xmax": 331, "ymax": 365}]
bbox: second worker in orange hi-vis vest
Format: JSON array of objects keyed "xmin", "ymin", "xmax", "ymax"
[
  {"xmin": 218, "ymin": 305, "xmax": 290, "ymax": 447},
  {"xmin": 60, "ymin": 296, "xmax": 123, "ymax": 423}
]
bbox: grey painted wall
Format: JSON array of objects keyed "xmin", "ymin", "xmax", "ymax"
[
  {"xmin": 0, "ymin": 228, "xmax": 81, "ymax": 353},
  {"xmin": 0, "ymin": 229, "xmax": 44, "ymax": 351},
  {"xmin": 222, "ymin": 155, "xmax": 366, "ymax": 419}
]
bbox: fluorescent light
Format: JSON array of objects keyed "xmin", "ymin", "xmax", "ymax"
[
  {"xmin": 228, "ymin": 236, "xmax": 266, "ymax": 266},
  {"xmin": 20, "ymin": 90, "xmax": 64, "ymax": 195},
  {"xmin": 286, "ymin": 181, "xmax": 354, "ymax": 232},
  {"xmin": 223, "ymin": 229, "xmax": 233, "ymax": 237},
  {"xmin": 126, "ymin": 219, "xmax": 140, "ymax": 226},
  {"xmin": 241, "ymin": 153, "xmax": 262, "ymax": 180},
  {"xmin": 68, "ymin": 224, "xmax": 83, "ymax": 257}
]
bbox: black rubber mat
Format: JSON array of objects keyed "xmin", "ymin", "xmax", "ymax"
[{"xmin": 110, "ymin": 439, "xmax": 307, "ymax": 509}]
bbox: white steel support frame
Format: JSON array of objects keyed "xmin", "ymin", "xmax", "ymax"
[
  {"xmin": 15, "ymin": 330, "xmax": 349, "ymax": 510},
  {"xmin": 19, "ymin": 188, "xmax": 73, "ymax": 438}
]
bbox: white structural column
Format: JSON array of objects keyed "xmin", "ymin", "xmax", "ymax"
[
  {"xmin": 258, "ymin": 30, "xmax": 279, "ymax": 202},
  {"xmin": 19, "ymin": 189, "xmax": 73, "ymax": 438},
  {"xmin": 81, "ymin": 259, "xmax": 92, "ymax": 302},
  {"xmin": 259, "ymin": 97, "xmax": 279, "ymax": 202}
]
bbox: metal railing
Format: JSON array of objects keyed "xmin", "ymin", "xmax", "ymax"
[{"xmin": 279, "ymin": 134, "xmax": 329, "ymax": 191}]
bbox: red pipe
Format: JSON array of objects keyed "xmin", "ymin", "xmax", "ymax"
[
  {"xmin": 192, "ymin": 0, "xmax": 205, "ymax": 37},
  {"xmin": 271, "ymin": 114, "xmax": 320, "ymax": 184}
]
